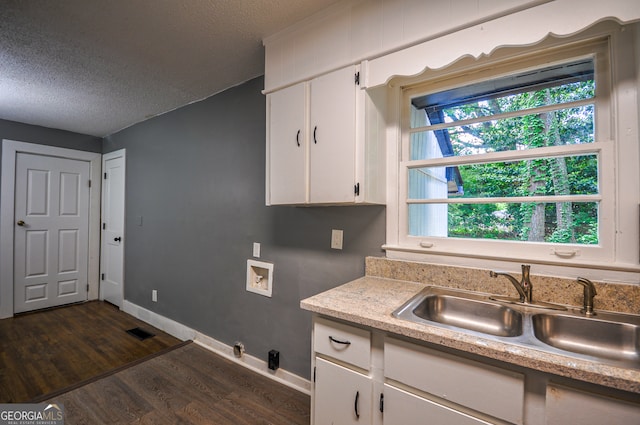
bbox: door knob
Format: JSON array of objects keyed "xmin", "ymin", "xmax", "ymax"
[
  {"xmin": 114, "ymin": 237, "xmax": 122, "ymax": 242},
  {"xmin": 16, "ymin": 220, "xmax": 25, "ymax": 226}
]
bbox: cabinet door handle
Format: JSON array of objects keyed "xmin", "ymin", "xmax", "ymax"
[
  {"xmin": 313, "ymin": 126, "xmax": 318, "ymax": 144},
  {"xmin": 354, "ymin": 390, "xmax": 360, "ymax": 419},
  {"xmin": 296, "ymin": 130, "xmax": 300, "ymax": 147},
  {"xmin": 329, "ymin": 336, "xmax": 351, "ymax": 345}
]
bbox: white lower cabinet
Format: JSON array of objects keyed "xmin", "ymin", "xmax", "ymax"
[
  {"xmin": 545, "ymin": 383, "xmax": 640, "ymax": 425},
  {"xmin": 311, "ymin": 316, "xmax": 640, "ymax": 425},
  {"xmin": 383, "ymin": 384, "xmax": 493, "ymax": 425},
  {"xmin": 314, "ymin": 357, "xmax": 373, "ymax": 425},
  {"xmin": 312, "ymin": 317, "xmax": 374, "ymax": 425}
]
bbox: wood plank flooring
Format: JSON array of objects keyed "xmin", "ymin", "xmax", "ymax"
[
  {"xmin": 0, "ymin": 301, "xmax": 181, "ymax": 402},
  {"xmin": 46, "ymin": 343, "xmax": 311, "ymax": 425}
]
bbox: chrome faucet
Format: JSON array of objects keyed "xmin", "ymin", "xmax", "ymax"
[
  {"xmin": 490, "ymin": 265, "xmax": 533, "ymax": 304},
  {"xmin": 575, "ymin": 277, "xmax": 597, "ymax": 317}
]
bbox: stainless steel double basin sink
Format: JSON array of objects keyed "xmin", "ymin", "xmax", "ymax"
[{"xmin": 393, "ymin": 287, "xmax": 640, "ymax": 369}]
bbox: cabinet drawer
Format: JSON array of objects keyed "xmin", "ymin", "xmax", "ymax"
[
  {"xmin": 384, "ymin": 384, "xmax": 493, "ymax": 425},
  {"xmin": 314, "ymin": 318, "xmax": 370, "ymax": 370},
  {"xmin": 385, "ymin": 337, "xmax": 524, "ymax": 425}
]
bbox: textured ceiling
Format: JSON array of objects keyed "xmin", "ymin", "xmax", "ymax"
[{"xmin": 0, "ymin": 0, "xmax": 339, "ymax": 137}]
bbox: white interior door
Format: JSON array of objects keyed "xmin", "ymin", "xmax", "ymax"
[
  {"xmin": 13, "ymin": 153, "xmax": 90, "ymax": 313},
  {"xmin": 100, "ymin": 150, "xmax": 125, "ymax": 307}
]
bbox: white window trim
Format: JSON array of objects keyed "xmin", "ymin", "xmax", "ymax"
[{"xmin": 383, "ymin": 24, "xmax": 640, "ymax": 282}]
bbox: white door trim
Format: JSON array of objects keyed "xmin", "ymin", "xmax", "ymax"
[{"xmin": 1, "ymin": 140, "xmax": 101, "ymax": 318}]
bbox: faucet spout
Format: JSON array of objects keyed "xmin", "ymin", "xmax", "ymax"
[
  {"xmin": 490, "ymin": 268, "xmax": 527, "ymax": 303},
  {"xmin": 575, "ymin": 277, "xmax": 597, "ymax": 316}
]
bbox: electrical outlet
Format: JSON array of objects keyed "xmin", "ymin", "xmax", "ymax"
[
  {"xmin": 152, "ymin": 289, "xmax": 157, "ymax": 302},
  {"xmin": 331, "ymin": 229, "xmax": 343, "ymax": 250}
]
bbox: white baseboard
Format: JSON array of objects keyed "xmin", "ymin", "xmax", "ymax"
[
  {"xmin": 121, "ymin": 300, "xmax": 311, "ymax": 395},
  {"xmin": 122, "ymin": 300, "xmax": 196, "ymax": 341}
]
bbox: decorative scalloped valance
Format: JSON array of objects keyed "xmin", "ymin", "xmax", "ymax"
[{"xmin": 364, "ymin": 0, "xmax": 640, "ymax": 88}]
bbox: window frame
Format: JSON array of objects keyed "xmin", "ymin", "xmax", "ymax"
[{"xmin": 384, "ymin": 32, "xmax": 640, "ymax": 274}]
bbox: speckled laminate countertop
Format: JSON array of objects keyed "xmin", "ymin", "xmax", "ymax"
[{"xmin": 300, "ymin": 276, "xmax": 640, "ymax": 394}]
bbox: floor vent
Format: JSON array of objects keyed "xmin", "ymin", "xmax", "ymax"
[{"xmin": 126, "ymin": 327, "xmax": 155, "ymax": 341}]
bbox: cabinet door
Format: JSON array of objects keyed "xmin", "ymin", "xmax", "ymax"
[
  {"xmin": 268, "ymin": 82, "xmax": 307, "ymax": 204},
  {"xmin": 309, "ymin": 66, "xmax": 357, "ymax": 203},
  {"xmin": 315, "ymin": 357, "xmax": 372, "ymax": 425},
  {"xmin": 546, "ymin": 383, "xmax": 640, "ymax": 425},
  {"xmin": 383, "ymin": 384, "xmax": 493, "ymax": 425}
]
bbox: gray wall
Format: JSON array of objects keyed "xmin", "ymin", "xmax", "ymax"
[
  {"xmin": 103, "ymin": 76, "xmax": 386, "ymax": 378},
  {"xmin": 0, "ymin": 118, "xmax": 102, "ymax": 154}
]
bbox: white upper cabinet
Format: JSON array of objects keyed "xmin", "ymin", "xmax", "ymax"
[
  {"xmin": 267, "ymin": 82, "xmax": 306, "ymax": 205},
  {"xmin": 308, "ymin": 66, "xmax": 356, "ymax": 204},
  {"xmin": 266, "ymin": 65, "xmax": 385, "ymax": 205}
]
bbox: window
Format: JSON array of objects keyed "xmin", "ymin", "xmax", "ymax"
[{"xmin": 394, "ymin": 38, "xmax": 622, "ymax": 266}]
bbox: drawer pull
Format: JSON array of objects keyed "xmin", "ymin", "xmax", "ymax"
[
  {"xmin": 329, "ymin": 336, "xmax": 351, "ymax": 345},
  {"xmin": 354, "ymin": 390, "xmax": 360, "ymax": 419}
]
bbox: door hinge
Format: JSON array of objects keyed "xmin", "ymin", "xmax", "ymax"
[
  {"xmin": 103, "ymin": 223, "xmax": 106, "ymax": 230},
  {"xmin": 88, "ymin": 179, "xmax": 91, "ymax": 188},
  {"xmin": 379, "ymin": 393, "xmax": 384, "ymax": 413},
  {"xmin": 86, "ymin": 284, "xmax": 90, "ymax": 292},
  {"xmin": 354, "ymin": 182, "xmax": 360, "ymax": 196},
  {"xmin": 104, "ymin": 172, "xmax": 107, "ymax": 179},
  {"xmin": 355, "ymin": 71, "xmax": 360, "ymax": 85},
  {"xmin": 101, "ymin": 273, "xmax": 105, "ymax": 280},
  {"xmin": 313, "ymin": 366, "xmax": 316, "ymax": 383}
]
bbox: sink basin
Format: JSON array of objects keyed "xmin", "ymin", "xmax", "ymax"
[
  {"xmin": 395, "ymin": 291, "xmax": 524, "ymax": 337},
  {"xmin": 532, "ymin": 313, "xmax": 640, "ymax": 365},
  {"xmin": 393, "ymin": 287, "xmax": 640, "ymax": 369}
]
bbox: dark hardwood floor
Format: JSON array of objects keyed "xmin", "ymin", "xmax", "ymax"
[
  {"xmin": 46, "ymin": 343, "xmax": 310, "ymax": 424},
  {"xmin": 0, "ymin": 301, "xmax": 181, "ymax": 402},
  {"xmin": 1, "ymin": 300, "xmax": 311, "ymax": 424}
]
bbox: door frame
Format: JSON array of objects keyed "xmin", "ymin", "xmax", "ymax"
[
  {"xmin": 99, "ymin": 148, "xmax": 126, "ymax": 307},
  {"xmin": 0, "ymin": 140, "xmax": 102, "ymax": 318}
]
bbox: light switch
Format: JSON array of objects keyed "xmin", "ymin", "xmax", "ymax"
[
  {"xmin": 331, "ymin": 229, "xmax": 343, "ymax": 250},
  {"xmin": 253, "ymin": 242, "xmax": 261, "ymax": 258}
]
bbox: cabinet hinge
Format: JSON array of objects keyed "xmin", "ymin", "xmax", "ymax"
[
  {"xmin": 354, "ymin": 182, "xmax": 360, "ymax": 196},
  {"xmin": 101, "ymin": 273, "xmax": 105, "ymax": 280},
  {"xmin": 379, "ymin": 393, "xmax": 384, "ymax": 413},
  {"xmin": 104, "ymin": 172, "xmax": 108, "ymax": 179},
  {"xmin": 313, "ymin": 366, "xmax": 316, "ymax": 383},
  {"xmin": 355, "ymin": 71, "xmax": 360, "ymax": 86}
]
